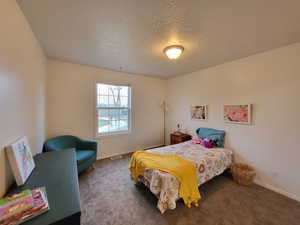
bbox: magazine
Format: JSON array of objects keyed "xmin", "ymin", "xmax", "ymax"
[{"xmin": 0, "ymin": 187, "xmax": 49, "ymax": 225}]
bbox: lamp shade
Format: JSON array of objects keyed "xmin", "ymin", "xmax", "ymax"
[{"xmin": 163, "ymin": 45, "xmax": 184, "ymax": 60}]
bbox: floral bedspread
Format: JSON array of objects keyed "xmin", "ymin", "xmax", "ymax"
[{"xmin": 136, "ymin": 141, "xmax": 233, "ymax": 213}]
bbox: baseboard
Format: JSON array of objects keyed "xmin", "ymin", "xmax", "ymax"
[
  {"xmin": 97, "ymin": 151, "xmax": 134, "ymax": 161},
  {"xmin": 143, "ymin": 145, "xmax": 165, "ymax": 150},
  {"xmin": 97, "ymin": 144, "xmax": 164, "ymax": 161},
  {"xmin": 254, "ymin": 179, "xmax": 300, "ymax": 202}
]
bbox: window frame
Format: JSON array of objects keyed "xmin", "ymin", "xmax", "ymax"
[{"xmin": 95, "ymin": 83, "xmax": 132, "ymax": 137}]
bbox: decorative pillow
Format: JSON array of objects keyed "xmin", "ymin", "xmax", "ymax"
[
  {"xmin": 201, "ymin": 139, "xmax": 213, "ymax": 148},
  {"xmin": 210, "ymin": 138, "xmax": 219, "ymax": 147},
  {"xmin": 196, "ymin": 128, "xmax": 225, "ymax": 147},
  {"xmin": 192, "ymin": 136, "xmax": 202, "ymax": 144},
  {"xmin": 200, "ymin": 138, "xmax": 219, "ymax": 148}
]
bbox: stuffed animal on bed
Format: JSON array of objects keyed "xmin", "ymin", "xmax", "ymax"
[
  {"xmin": 200, "ymin": 139, "xmax": 214, "ymax": 148},
  {"xmin": 192, "ymin": 136, "xmax": 202, "ymax": 144},
  {"xmin": 192, "ymin": 136, "xmax": 220, "ymax": 148},
  {"xmin": 201, "ymin": 138, "xmax": 219, "ymax": 148}
]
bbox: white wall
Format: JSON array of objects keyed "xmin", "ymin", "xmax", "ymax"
[
  {"xmin": 47, "ymin": 60, "xmax": 166, "ymax": 159},
  {"xmin": 2, "ymin": 0, "xmax": 297, "ymax": 203},
  {"xmin": 166, "ymin": 43, "xmax": 300, "ymax": 201},
  {"xmin": 0, "ymin": 0, "xmax": 47, "ymax": 196}
]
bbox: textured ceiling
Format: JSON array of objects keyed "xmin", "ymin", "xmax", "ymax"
[{"xmin": 18, "ymin": 0, "xmax": 300, "ymax": 78}]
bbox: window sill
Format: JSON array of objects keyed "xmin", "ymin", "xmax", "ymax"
[{"xmin": 95, "ymin": 130, "xmax": 131, "ymax": 139}]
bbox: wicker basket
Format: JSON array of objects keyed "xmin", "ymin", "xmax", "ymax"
[{"xmin": 231, "ymin": 163, "xmax": 256, "ymax": 185}]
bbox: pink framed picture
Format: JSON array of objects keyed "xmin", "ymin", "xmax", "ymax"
[{"xmin": 223, "ymin": 104, "xmax": 251, "ymax": 125}]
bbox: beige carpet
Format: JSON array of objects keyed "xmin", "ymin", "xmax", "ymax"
[{"xmin": 79, "ymin": 155, "xmax": 300, "ymax": 225}]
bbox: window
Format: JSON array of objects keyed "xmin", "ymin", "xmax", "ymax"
[{"xmin": 96, "ymin": 83, "xmax": 131, "ymax": 136}]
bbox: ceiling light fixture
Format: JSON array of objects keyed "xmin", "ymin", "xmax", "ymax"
[{"xmin": 163, "ymin": 45, "xmax": 184, "ymax": 60}]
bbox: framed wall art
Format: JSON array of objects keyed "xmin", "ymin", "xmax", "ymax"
[
  {"xmin": 191, "ymin": 105, "xmax": 207, "ymax": 120},
  {"xmin": 223, "ymin": 104, "xmax": 251, "ymax": 125}
]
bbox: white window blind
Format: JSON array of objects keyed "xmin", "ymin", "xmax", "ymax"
[{"xmin": 96, "ymin": 83, "xmax": 131, "ymax": 136}]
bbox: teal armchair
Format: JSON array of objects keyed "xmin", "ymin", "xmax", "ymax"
[{"xmin": 43, "ymin": 135, "xmax": 98, "ymax": 174}]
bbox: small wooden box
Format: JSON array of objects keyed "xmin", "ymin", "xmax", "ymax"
[{"xmin": 170, "ymin": 133, "xmax": 192, "ymax": 145}]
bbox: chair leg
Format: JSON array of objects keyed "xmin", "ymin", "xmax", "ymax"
[{"xmin": 91, "ymin": 163, "xmax": 96, "ymax": 169}]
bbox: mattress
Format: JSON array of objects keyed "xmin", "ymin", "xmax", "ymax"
[{"xmin": 136, "ymin": 140, "xmax": 233, "ymax": 213}]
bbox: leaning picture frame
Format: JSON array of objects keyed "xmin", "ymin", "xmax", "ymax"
[{"xmin": 6, "ymin": 137, "xmax": 35, "ymax": 186}]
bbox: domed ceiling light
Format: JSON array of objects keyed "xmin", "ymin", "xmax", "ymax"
[{"xmin": 163, "ymin": 45, "xmax": 184, "ymax": 60}]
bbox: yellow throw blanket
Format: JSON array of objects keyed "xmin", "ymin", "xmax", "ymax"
[{"xmin": 129, "ymin": 150, "xmax": 201, "ymax": 208}]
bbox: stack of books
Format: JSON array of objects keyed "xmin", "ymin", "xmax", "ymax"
[{"xmin": 0, "ymin": 187, "xmax": 49, "ymax": 225}]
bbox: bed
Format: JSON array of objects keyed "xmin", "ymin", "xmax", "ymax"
[{"xmin": 134, "ymin": 139, "xmax": 233, "ymax": 213}]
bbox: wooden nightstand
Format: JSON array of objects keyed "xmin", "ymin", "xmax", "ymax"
[{"xmin": 170, "ymin": 133, "xmax": 192, "ymax": 145}]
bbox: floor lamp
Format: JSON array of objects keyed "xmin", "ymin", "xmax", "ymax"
[{"xmin": 161, "ymin": 100, "xmax": 168, "ymax": 146}]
